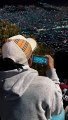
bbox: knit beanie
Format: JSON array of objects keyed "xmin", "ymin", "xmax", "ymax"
[{"xmin": 2, "ymin": 35, "xmax": 37, "ymax": 65}]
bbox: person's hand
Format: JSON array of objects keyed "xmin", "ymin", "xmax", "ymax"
[{"xmin": 45, "ymin": 55, "xmax": 54, "ymax": 69}]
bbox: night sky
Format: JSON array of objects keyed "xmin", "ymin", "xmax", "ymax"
[{"xmin": 0, "ymin": 0, "xmax": 68, "ymax": 7}]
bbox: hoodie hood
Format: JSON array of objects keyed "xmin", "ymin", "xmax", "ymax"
[{"xmin": 0, "ymin": 66, "xmax": 38, "ymax": 97}]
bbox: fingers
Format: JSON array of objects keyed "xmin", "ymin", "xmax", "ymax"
[{"xmin": 44, "ymin": 55, "xmax": 54, "ymax": 69}]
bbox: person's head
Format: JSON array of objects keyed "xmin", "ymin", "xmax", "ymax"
[
  {"xmin": 2, "ymin": 35, "xmax": 37, "ymax": 67},
  {"xmin": 63, "ymin": 79, "xmax": 68, "ymax": 85}
]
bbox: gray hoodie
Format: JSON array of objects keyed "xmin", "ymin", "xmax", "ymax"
[{"xmin": 0, "ymin": 66, "xmax": 63, "ymax": 120}]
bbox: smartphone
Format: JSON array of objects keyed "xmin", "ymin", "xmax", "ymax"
[{"xmin": 32, "ymin": 55, "xmax": 48, "ymax": 65}]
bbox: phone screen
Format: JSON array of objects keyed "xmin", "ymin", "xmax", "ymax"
[{"xmin": 32, "ymin": 55, "xmax": 48, "ymax": 65}]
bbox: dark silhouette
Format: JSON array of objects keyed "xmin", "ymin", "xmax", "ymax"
[
  {"xmin": 54, "ymin": 50, "xmax": 68, "ymax": 119},
  {"xmin": 54, "ymin": 50, "xmax": 68, "ymax": 81}
]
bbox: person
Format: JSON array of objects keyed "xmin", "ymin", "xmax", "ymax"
[
  {"xmin": 54, "ymin": 50, "xmax": 68, "ymax": 119},
  {"xmin": 65, "ymin": 106, "xmax": 68, "ymax": 120},
  {"xmin": 60, "ymin": 79, "xmax": 68, "ymax": 92},
  {"xmin": 59, "ymin": 79, "xmax": 68, "ymax": 109},
  {"xmin": 0, "ymin": 35, "xmax": 64, "ymax": 120}
]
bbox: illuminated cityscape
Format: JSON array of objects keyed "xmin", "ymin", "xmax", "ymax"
[{"xmin": 0, "ymin": 3, "xmax": 68, "ymax": 52}]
